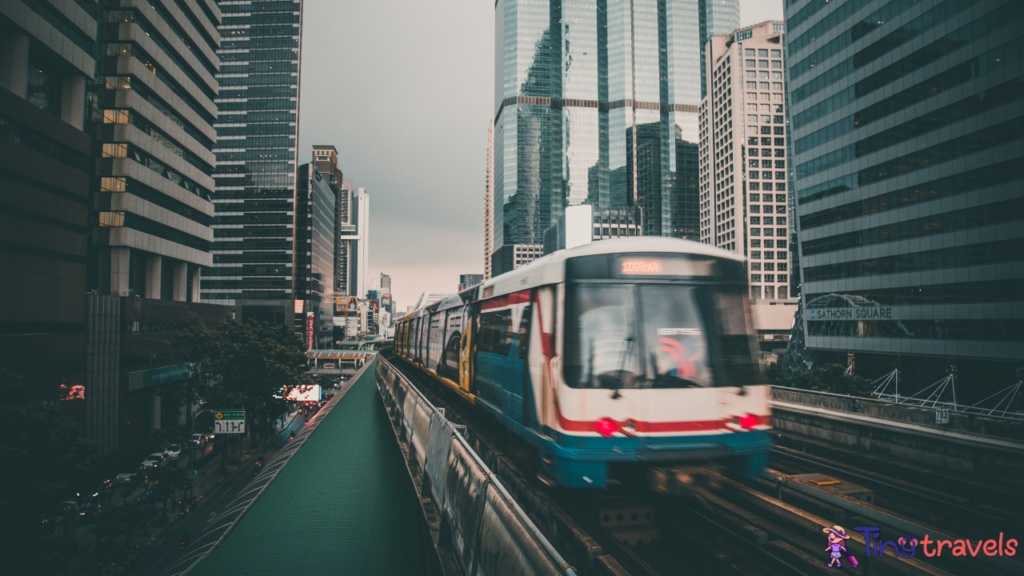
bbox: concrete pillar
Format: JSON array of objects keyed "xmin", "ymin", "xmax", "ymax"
[
  {"xmin": 110, "ymin": 247, "xmax": 131, "ymax": 297},
  {"xmin": 191, "ymin": 267, "xmax": 201, "ymax": 302},
  {"xmin": 61, "ymin": 73, "xmax": 86, "ymax": 130},
  {"xmin": 172, "ymin": 261, "xmax": 188, "ymax": 302},
  {"xmin": 0, "ymin": 32, "xmax": 29, "ymax": 98},
  {"xmin": 151, "ymin": 393, "xmax": 161, "ymax": 431},
  {"xmin": 145, "ymin": 255, "xmax": 162, "ymax": 299}
]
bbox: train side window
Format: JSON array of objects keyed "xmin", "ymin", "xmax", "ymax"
[
  {"xmin": 478, "ymin": 310, "xmax": 512, "ymax": 356},
  {"xmin": 518, "ymin": 304, "xmax": 532, "ymax": 359}
]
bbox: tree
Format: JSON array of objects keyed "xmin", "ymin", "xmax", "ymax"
[
  {"xmin": 176, "ymin": 320, "xmax": 309, "ymax": 444},
  {"xmin": 766, "ymin": 362, "xmax": 874, "ymax": 397},
  {"xmin": 0, "ymin": 369, "xmax": 96, "ymax": 572}
]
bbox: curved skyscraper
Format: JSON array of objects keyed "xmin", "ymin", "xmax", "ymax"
[{"xmin": 491, "ymin": 0, "xmax": 738, "ymax": 273}]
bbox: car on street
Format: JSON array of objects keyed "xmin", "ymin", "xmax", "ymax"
[
  {"xmin": 191, "ymin": 433, "xmax": 205, "ymax": 446},
  {"xmin": 164, "ymin": 444, "xmax": 182, "ymax": 459},
  {"xmin": 97, "ymin": 478, "xmax": 115, "ymax": 493},
  {"xmin": 140, "ymin": 459, "xmax": 160, "ymax": 469},
  {"xmin": 147, "ymin": 452, "xmax": 167, "ymax": 464},
  {"xmin": 116, "ymin": 472, "xmax": 136, "ymax": 483}
]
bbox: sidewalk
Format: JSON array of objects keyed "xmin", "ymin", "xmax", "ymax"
[{"xmin": 63, "ymin": 410, "xmax": 301, "ymax": 576}]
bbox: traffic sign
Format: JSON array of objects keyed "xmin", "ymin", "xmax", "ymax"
[{"xmin": 212, "ymin": 410, "xmax": 245, "ymax": 434}]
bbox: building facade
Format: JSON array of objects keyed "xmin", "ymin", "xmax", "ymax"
[
  {"xmin": 491, "ymin": 0, "xmax": 738, "ymax": 275},
  {"xmin": 202, "ymin": 0, "xmax": 303, "ymax": 327},
  {"xmin": 786, "ymin": 0, "xmax": 1024, "ymax": 389},
  {"xmin": 1, "ymin": 0, "xmax": 232, "ymax": 454},
  {"xmin": 295, "ymin": 162, "xmax": 335, "ymax": 349},
  {"xmin": 333, "ymin": 180, "xmax": 369, "ymax": 299},
  {"xmin": 484, "ymin": 118, "xmax": 494, "ymax": 279},
  {"xmin": 699, "ymin": 21, "xmax": 791, "ymax": 300},
  {"xmin": 380, "ymin": 273, "xmax": 391, "ymax": 295},
  {"xmin": 458, "ymin": 274, "xmax": 483, "ymax": 291}
]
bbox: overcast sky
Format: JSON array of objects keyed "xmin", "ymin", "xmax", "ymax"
[{"xmin": 297, "ymin": 0, "xmax": 784, "ymax": 311}]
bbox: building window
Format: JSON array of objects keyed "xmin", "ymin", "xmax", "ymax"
[
  {"xmin": 750, "ymin": 182, "xmax": 760, "ymax": 190},
  {"xmin": 759, "ymin": 60, "xmax": 769, "ymax": 69},
  {"xmin": 100, "ymin": 177, "xmax": 126, "ymax": 192},
  {"xmin": 103, "ymin": 109, "xmax": 130, "ymax": 124},
  {"xmin": 750, "ymin": 170, "xmax": 760, "ymax": 178},
  {"xmin": 748, "ymin": 159, "xmax": 759, "ymax": 168},
  {"xmin": 761, "ymin": 137, "xmax": 772, "ymax": 145},
  {"xmin": 747, "ymin": 92, "xmax": 757, "ymax": 100},
  {"xmin": 761, "ymin": 127, "xmax": 772, "ymax": 134},
  {"xmin": 774, "ymin": 149, "xmax": 785, "ymax": 157},
  {"xmin": 750, "ymin": 217, "xmax": 761, "ymax": 225},
  {"xmin": 748, "ymin": 137, "xmax": 759, "ymax": 145},
  {"xmin": 776, "ymin": 183, "xmax": 786, "ymax": 190},
  {"xmin": 758, "ymin": 50, "xmax": 768, "ymax": 57},
  {"xmin": 751, "ymin": 228, "xmax": 760, "ymax": 236},
  {"xmin": 772, "ymin": 82, "xmax": 783, "ymax": 90},
  {"xmin": 764, "ymin": 263, "xmax": 775, "ymax": 271},
  {"xmin": 751, "ymin": 262, "xmax": 762, "ymax": 271},
  {"xmin": 746, "ymin": 70, "xmax": 757, "ymax": 78},
  {"xmin": 751, "ymin": 274, "xmax": 762, "ymax": 283},
  {"xmin": 778, "ymin": 286, "xmax": 788, "ymax": 298},
  {"xmin": 747, "ymin": 114, "xmax": 758, "ymax": 122},
  {"xmin": 751, "ymin": 239, "xmax": 761, "ymax": 248},
  {"xmin": 764, "ymin": 285, "xmax": 775, "ymax": 298},
  {"xmin": 759, "ymin": 82, "xmax": 770, "ymax": 89},
  {"xmin": 749, "ymin": 148, "xmax": 759, "ymax": 156},
  {"xmin": 773, "ymin": 115, "xmax": 784, "ymax": 124},
  {"xmin": 746, "ymin": 81, "xmax": 757, "ymax": 89},
  {"xmin": 775, "ymin": 194, "xmax": 786, "ymax": 203},
  {"xmin": 106, "ymin": 43, "xmax": 133, "ymax": 57},
  {"xmin": 102, "ymin": 143, "xmax": 128, "ymax": 158},
  {"xmin": 760, "ymin": 115, "xmax": 770, "ymax": 123},
  {"xmin": 750, "ymin": 194, "xmax": 760, "ymax": 202},
  {"xmin": 774, "ymin": 137, "xmax": 785, "ymax": 145},
  {"xmin": 764, "ymin": 217, "xmax": 774, "ymax": 225},
  {"xmin": 764, "ymin": 275, "xmax": 775, "ymax": 283},
  {"xmin": 745, "ymin": 49, "xmax": 755, "ymax": 56},
  {"xmin": 778, "ymin": 263, "xmax": 788, "ymax": 271},
  {"xmin": 759, "ymin": 71, "xmax": 770, "ymax": 79},
  {"xmin": 745, "ymin": 59, "xmax": 756, "ymax": 67},
  {"xmin": 105, "ymin": 76, "xmax": 131, "ymax": 90},
  {"xmin": 777, "ymin": 217, "xmax": 787, "ymax": 226},
  {"xmin": 751, "ymin": 286, "xmax": 762, "ymax": 299},
  {"xmin": 772, "ymin": 60, "xmax": 782, "ymax": 69},
  {"xmin": 763, "ymin": 182, "xmax": 773, "ymax": 191},
  {"xmin": 99, "ymin": 212, "xmax": 125, "ymax": 227}
]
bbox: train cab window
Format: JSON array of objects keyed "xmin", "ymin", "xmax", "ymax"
[
  {"xmin": 638, "ymin": 285, "xmax": 713, "ymax": 388},
  {"xmin": 564, "ymin": 285, "xmax": 643, "ymax": 389},
  {"xmin": 478, "ymin": 310, "xmax": 512, "ymax": 356},
  {"xmin": 713, "ymin": 289, "xmax": 762, "ymax": 385}
]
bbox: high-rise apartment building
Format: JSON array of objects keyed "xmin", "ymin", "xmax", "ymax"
[
  {"xmin": 484, "ymin": 118, "xmax": 494, "ymax": 280},
  {"xmin": 491, "ymin": 0, "xmax": 737, "ymax": 275},
  {"xmin": 699, "ymin": 21, "xmax": 791, "ymax": 300},
  {"xmin": 380, "ymin": 273, "xmax": 392, "ymax": 295},
  {"xmin": 786, "ymin": 0, "xmax": 1024, "ymax": 386},
  {"xmin": 203, "ymin": 0, "xmax": 303, "ymax": 326}
]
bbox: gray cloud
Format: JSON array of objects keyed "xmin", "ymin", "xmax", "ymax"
[{"xmin": 298, "ymin": 0, "xmax": 781, "ymax": 310}]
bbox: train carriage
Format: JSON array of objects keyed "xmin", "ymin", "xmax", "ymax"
[{"xmin": 395, "ymin": 237, "xmax": 772, "ymax": 488}]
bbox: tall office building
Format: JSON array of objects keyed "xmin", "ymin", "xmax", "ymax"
[
  {"xmin": 2, "ymin": 0, "xmax": 231, "ymax": 453},
  {"xmin": 380, "ymin": 273, "xmax": 392, "ymax": 295},
  {"xmin": 202, "ymin": 0, "xmax": 303, "ymax": 325},
  {"xmin": 786, "ymin": 0, "xmax": 1024, "ymax": 387},
  {"xmin": 295, "ymin": 162, "xmax": 334, "ymax": 349},
  {"xmin": 335, "ymin": 180, "xmax": 369, "ymax": 299},
  {"xmin": 459, "ymin": 274, "xmax": 483, "ymax": 291},
  {"xmin": 700, "ymin": 21, "xmax": 791, "ymax": 300},
  {"xmin": 484, "ymin": 118, "xmax": 494, "ymax": 280},
  {"xmin": 492, "ymin": 0, "xmax": 738, "ymax": 275}
]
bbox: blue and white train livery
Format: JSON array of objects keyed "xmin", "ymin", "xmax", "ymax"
[{"xmin": 394, "ymin": 237, "xmax": 772, "ymax": 488}]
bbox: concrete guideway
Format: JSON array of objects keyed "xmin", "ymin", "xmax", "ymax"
[{"xmin": 163, "ymin": 356, "xmax": 431, "ymax": 576}]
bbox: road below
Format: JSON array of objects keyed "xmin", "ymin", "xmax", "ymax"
[{"xmin": 130, "ymin": 415, "xmax": 306, "ymax": 576}]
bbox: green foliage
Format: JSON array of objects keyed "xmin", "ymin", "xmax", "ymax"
[
  {"xmin": 766, "ymin": 362, "xmax": 874, "ymax": 397},
  {"xmin": 0, "ymin": 368, "xmax": 96, "ymax": 570},
  {"xmin": 177, "ymin": 320, "xmax": 308, "ymax": 442}
]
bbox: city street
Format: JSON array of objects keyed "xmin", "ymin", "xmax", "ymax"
[{"xmin": 127, "ymin": 416, "xmax": 304, "ymax": 576}]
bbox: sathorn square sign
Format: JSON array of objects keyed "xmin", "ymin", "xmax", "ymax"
[{"xmin": 808, "ymin": 307, "xmax": 894, "ymax": 321}]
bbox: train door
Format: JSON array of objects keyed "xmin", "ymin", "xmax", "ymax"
[
  {"xmin": 473, "ymin": 306, "xmax": 512, "ymax": 414},
  {"xmin": 507, "ymin": 300, "xmax": 532, "ymax": 424}
]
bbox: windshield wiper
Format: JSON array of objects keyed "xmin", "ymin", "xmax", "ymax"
[{"xmin": 610, "ymin": 336, "xmax": 634, "ymax": 400}]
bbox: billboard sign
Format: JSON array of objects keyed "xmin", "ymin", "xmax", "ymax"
[
  {"xmin": 128, "ymin": 363, "xmax": 192, "ymax": 392},
  {"xmin": 306, "ymin": 311, "xmax": 314, "ymax": 349},
  {"xmin": 285, "ymin": 385, "xmax": 322, "ymax": 402},
  {"xmin": 334, "ymin": 296, "xmax": 359, "ymax": 315}
]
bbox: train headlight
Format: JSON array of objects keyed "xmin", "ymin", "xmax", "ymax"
[
  {"xmin": 739, "ymin": 414, "xmax": 759, "ymax": 430},
  {"xmin": 595, "ymin": 418, "xmax": 617, "ymax": 437}
]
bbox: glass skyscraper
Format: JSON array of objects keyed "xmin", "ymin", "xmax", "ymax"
[
  {"xmin": 492, "ymin": 0, "xmax": 738, "ymax": 270},
  {"xmin": 201, "ymin": 0, "xmax": 302, "ymax": 325},
  {"xmin": 786, "ymin": 0, "xmax": 1024, "ymax": 388}
]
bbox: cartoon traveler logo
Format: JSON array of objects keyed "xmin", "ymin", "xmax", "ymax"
[{"xmin": 825, "ymin": 525, "xmax": 859, "ymax": 568}]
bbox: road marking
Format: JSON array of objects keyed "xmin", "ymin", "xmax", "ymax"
[{"xmin": 207, "ymin": 512, "xmax": 217, "ymax": 523}]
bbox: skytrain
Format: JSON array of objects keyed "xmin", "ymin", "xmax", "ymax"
[{"xmin": 394, "ymin": 237, "xmax": 772, "ymax": 488}]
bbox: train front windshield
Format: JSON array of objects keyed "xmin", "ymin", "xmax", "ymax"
[{"xmin": 564, "ymin": 283, "xmax": 760, "ymax": 389}]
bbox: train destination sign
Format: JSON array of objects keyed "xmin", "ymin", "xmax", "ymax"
[{"xmin": 808, "ymin": 307, "xmax": 894, "ymax": 321}]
